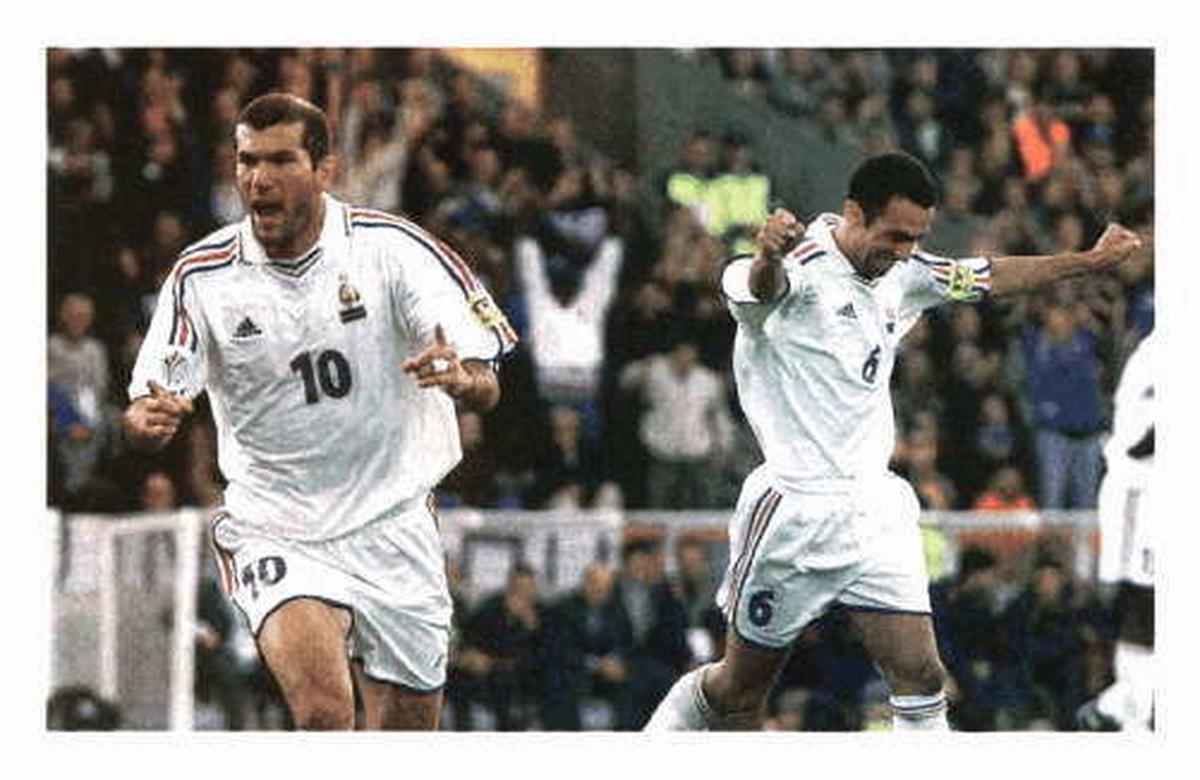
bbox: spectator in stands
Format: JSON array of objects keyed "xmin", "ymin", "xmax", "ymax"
[
  {"xmin": 671, "ymin": 536, "xmax": 724, "ymax": 663},
  {"xmin": 618, "ymin": 338, "xmax": 733, "ymax": 509},
  {"xmin": 614, "ymin": 538, "xmax": 691, "ymax": 729},
  {"xmin": 897, "ymin": 88, "xmax": 948, "ymax": 171},
  {"xmin": 663, "ymin": 129, "xmax": 720, "ymax": 231},
  {"xmin": 455, "ymin": 563, "xmax": 549, "ymax": 730},
  {"xmin": 930, "ymin": 177, "xmax": 987, "ymax": 258},
  {"xmin": 766, "ymin": 49, "xmax": 826, "ymax": 119},
  {"xmin": 898, "ymin": 426, "xmax": 957, "ymax": 510},
  {"xmin": 1020, "ymin": 301, "xmax": 1105, "ymax": 508},
  {"xmin": 513, "ymin": 204, "xmax": 624, "ymax": 412},
  {"xmin": 973, "ymin": 393, "xmax": 1025, "ymax": 478},
  {"xmin": 709, "ymin": 131, "xmax": 771, "ymax": 254},
  {"xmin": 334, "ymin": 80, "xmax": 412, "ymax": 212},
  {"xmin": 716, "ymin": 49, "xmax": 771, "ymax": 102},
  {"xmin": 1011, "ymin": 87, "xmax": 1072, "ymax": 183},
  {"xmin": 1006, "ymin": 554, "xmax": 1093, "ymax": 729},
  {"xmin": 544, "ymin": 561, "xmax": 634, "ymax": 730},
  {"xmin": 528, "ymin": 405, "xmax": 603, "ymax": 509},
  {"xmin": 892, "ymin": 348, "xmax": 942, "ymax": 437},
  {"xmin": 48, "ymin": 293, "xmax": 113, "ymax": 501},
  {"xmin": 206, "ymin": 141, "xmax": 244, "ymax": 229},
  {"xmin": 972, "ymin": 465, "xmax": 1037, "ymax": 511},
  {"xmin": 440, "ymin": 411, "xmax": 499, "ymax": 508},
  {"xmin": 930, "ymin": 545, "xmax": 1029, "ymax": 730}
]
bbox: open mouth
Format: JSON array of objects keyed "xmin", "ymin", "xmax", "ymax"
[{"xmin": 251, "ymin": 201, "xmax": 285, "ymax": 220}]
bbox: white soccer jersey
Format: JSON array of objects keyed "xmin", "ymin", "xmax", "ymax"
[
  {"xmin": 1097, "ymin": 332, "xmax": 1155, "ymax": 586},
  {"xmin": 721, "ymin": 213, "xmax": 991, "ymax": 489},
  {"xmin": 1104, "ymin": 332, "xmax": 1155, "ymax": 481},
  {"xmin": 129, "ymin": 194, "xmax": 518, "ymax": 541}
]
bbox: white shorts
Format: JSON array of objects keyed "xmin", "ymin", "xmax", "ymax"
[
  {"xmin": 716, "ymin": 466, "xmax": 930, "ymax": 649},
  {"xmin": 1097, "ymin": 470, "xmax": 1154, "ymax": 588},
  {"xmin": 209, "ymin": 496, "xmax": 452, "ymax": 692}
]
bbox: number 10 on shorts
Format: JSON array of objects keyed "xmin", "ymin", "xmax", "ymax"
[{"xmin": 241, "ymin": 555, "xmax": 288, "ymax": 600}]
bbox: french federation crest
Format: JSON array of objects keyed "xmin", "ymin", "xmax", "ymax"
[
  {"xmin": 161, "ymin": 348, "xmax": 189, "ymax": 394},
  {"xmin": 338, "ymin": 274, "xmax": 367, "ymax": 323}
]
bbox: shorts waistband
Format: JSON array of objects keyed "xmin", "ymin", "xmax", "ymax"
[{"xmin": 768, "ymin": 471, "xmax": 895, "ymax": 495}]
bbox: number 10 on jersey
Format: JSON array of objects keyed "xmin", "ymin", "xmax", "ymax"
[{"xmin": 290, "ymin": 349, "xmax": 353, "ymax": 404}]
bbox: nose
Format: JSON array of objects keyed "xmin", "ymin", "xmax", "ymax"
[{"xmin": 248, "ymin": 166, "xmax": 273, "ymax": 193}]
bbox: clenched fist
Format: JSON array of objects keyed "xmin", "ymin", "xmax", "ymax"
[
  {"xmin": 123, "ymin": 380, "xmax": 194, "ymax": 452},
  {"xmin": 756, "ymin": 208, "xmax": 805, "ymax": 263},
  {"xmin": 1086, "ymin": 223, "xmax": 1142, "ymax": 271}
]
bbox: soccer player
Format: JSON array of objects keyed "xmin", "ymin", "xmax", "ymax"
[
  {"xmin": 122, "ymin": 94, "xmax": 517, "ymax": 730},
  {"xmin": 645, "ymin": 152, "xmax": 1140, "ymax": 731},
  {"xmin": 1078, "ymin": 330, "xmax": 1155, "ymax": 731}
]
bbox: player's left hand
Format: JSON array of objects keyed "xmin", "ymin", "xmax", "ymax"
[
  {"xmin": 402, "ymin": 324, "xmax": 472, "ymax": 399},
  {"xmin": 1086, "ymin": 223, "xmax": 1142, "ymax": 270}
]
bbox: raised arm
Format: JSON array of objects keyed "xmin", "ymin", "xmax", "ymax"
[
  {"xmin": 989, "ymin": 223, "xmax": 1142, "ymax": 297},
  {"xmin": 748, "ymin": 208, "xmax": 804, "ymax": 301}
]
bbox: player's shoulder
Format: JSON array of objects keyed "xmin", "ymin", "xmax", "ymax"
[
  {"xmin": 346, "ymin": 203, "xmax": 483, "ymax": 292},
  {"xmin": 784, "ymin": 212, "xmax": 840, "ymax": 269},
  {"xmin": 170, "ymin": 224, "xmax": 243, "ymax": 285},
  {"xmin": 345, "ymin": 204, "xmax": 439, "ymax": 253}
]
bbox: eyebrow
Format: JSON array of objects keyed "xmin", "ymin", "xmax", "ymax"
[
  {"xmin": 237, "ymin": 149, "xmax": 300, "ymax": 163},
  {"xmin": 888, "ymin": 229, "xmax": 926, "ymax": 242}
]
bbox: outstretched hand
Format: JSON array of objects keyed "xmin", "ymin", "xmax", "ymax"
[
  {"xmin": 402, "ymin": 324, "xmax": 472, "ymax": 399},
  {"xmin": 1086, "ymin": 223, "xmax": 1142, "ymax": 271}
]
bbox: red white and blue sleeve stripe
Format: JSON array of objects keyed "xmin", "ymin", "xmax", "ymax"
[
  {"xmin": 169, "ymin": 235, "xmax": 238, "ymax": 352},
  {"xmin": 349, "ymin": 208, "xmax": 519, "ymax": 354}
]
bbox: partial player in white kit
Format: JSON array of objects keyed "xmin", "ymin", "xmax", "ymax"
[
  {"xmin": 646, "ymin": 152, "xmax": 1142, "ymax": 731},
  {"xmin": 1078, "ymin": 330, "xmax": 1155, "ymax": 730},
  {"xmin": 122, "ymin": 94, "xmax": 517, "ymax": 730}
]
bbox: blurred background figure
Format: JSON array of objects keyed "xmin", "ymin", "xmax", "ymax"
[
  {"xmin": 619, "ymin": 338, "xmax": 733, "ymax": 509},
  {"xmin": 48, "ymin": 292, "xmax": 114, "ymax": 508},
  {"xmin": 1020, "ymin": 301, "xmax": 1105, "ymax": 509},
  {"xmin": 613, "ymin": 539, "xmax": 691, "ymax": 729},
  {"xmin": 453, "ymin": 564, "xmax": 548, "ymax": 730}
]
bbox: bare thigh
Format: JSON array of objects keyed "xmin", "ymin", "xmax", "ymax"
[
  {"xmin": 352, "ymin": 661, "xmax": 443, "ymax": 731},
  {"xmin": 845, "ymin": 610, "xmax": 946, "ymax": 695},
  {"xmin": 257, "ymin": 598, "xmax": 355, "ymax": 729}
]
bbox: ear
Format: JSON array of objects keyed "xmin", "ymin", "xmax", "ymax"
[
  {"xmin": 842, "ymin": 198, "xmax": 864, "ymax": 227},
  {"xmin": 315, "ymin": 154, "xmax": 338, "ymax": 190}
]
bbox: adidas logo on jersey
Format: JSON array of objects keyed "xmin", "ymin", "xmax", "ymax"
[
  {"xmin": 232, "ymin": 316, "xmax": 263, "ymax": 340},
  {"xmin": 836, "ymin": 302, "xmax": 857, "ymax": 319}
]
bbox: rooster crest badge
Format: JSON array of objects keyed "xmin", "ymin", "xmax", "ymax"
[{"xmin": 338, "ymin": 273, "xmax": 367, "ymax": 323}]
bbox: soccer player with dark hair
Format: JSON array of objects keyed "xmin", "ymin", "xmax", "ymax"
[
  {"xmin": 123, "ymin": 93, "xmax": 517, "ymax": 730},
  {"xmin": 647, "ymin": 151, "xmax": 1140, "ymax": 731}
]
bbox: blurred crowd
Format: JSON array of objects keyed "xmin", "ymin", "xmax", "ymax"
[{"xmin": 46, "ymin": 47, "xmax": 1152, "ymax": 731}]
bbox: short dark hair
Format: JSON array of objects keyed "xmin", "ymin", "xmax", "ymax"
[
  {"xmin": 847, "ymin": 152, "xmax": 939, "ymax": 224},
  {"xmin": 236, "ymin": 92, "xmax": 331, "ymax": 167}
]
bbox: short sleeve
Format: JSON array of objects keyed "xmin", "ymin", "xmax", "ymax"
[
  {"xmin": 389, "ymin": 229, "xmax": 518, "ymax": 365},
  {"xmin": 721, "ymin": 255, "xmax": 796, "ymax": 329},
  {"xmin": 128, "ymin": 260, "xmax": 211, "ymax": 401}
]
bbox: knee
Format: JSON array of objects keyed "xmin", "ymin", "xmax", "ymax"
[{"xmin": 291, "ymin": 690, "xmax": 354, "ymax": 730}]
